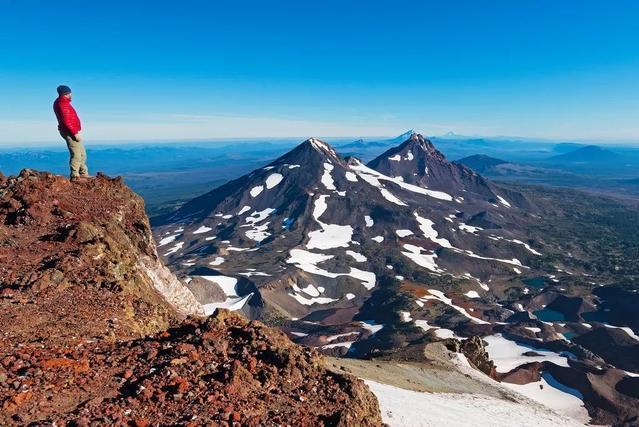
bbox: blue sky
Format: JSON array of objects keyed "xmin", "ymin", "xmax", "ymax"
[{"xmin": 1, "ymin": 0, "xmax": 639, "ymax": 144}]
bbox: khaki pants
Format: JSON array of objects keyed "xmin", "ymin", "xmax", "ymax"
[{"xmin": 60, "ymin": 131, "xmax": 89, "ymax": 178}]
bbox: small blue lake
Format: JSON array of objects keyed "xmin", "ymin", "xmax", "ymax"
[
  {"xmin": 534, "ymin": 308, "xmax": 566, "ymax": 322},
  {"xmin": 523, "ymin": 277, "xmax": 547, "ymax": 288}
]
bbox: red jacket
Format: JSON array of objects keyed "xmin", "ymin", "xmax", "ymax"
[{"xmin": 53, "ymin": 96, "xmax": 82, "ymax": 135}]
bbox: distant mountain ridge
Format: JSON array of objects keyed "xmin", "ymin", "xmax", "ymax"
[
  {"xmin": 456, "ymin": 154, "xmax": 508, "ymax": 174},
  {"xmin": 545, "ymin": 145, "xmax": 624, "ymax": 164}
]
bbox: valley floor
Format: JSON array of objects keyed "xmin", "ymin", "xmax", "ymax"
[{"xmin": 327, "ymin": 358, "xmax": 589, "ymax": 427}]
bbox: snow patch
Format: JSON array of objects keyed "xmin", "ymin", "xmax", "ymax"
[
  {"xmin": 203, "ymin": 293, "xmax": 253, "ymax": 314},
  {"xmin": 458, "ymin": 223, "xmax": 482, "ymax": 234},
  {"xmin": 209, "ymin": 256, "xmax": 225, "ymax": 266},
  {"xmin": 265, "ymin": 173, "xmax": 283, "ymax": 189},
  {"xmin": 346, "ymin": 250, "xmax": 367, "ymax": 262},
  {"xmin": 306, "ymin": 195, "xmax": 353, "ymax": 250},
  {"xmin": 497, "ymin": 195, "xmax": 512, "ymax": 208},
  {"xmin": 345, "ymin": 171, "xmax": 359, "ymax": 182},
  {"xmin": 249, "ymin": 185, "xmax": 264, "ymax": 197},
  {"xmin": 321, "ymin": 162, "xmax": 336, "ymax": 190},
  {"xmin": 164, "ymin": 242, "xmax": 184, "ymax": 256},
  {"xmin": 350, "ymin": 161, "xmax": 452, "ymax": 202},
  {"xmin": 360, "ymin": 321, "xmax": 384, "ymax": 335},
  {"xmin": 200, "ymin": 275, "xmax": 253, "ymax": 315},
  {"xmin": 364, "ymin": 215, "xmax": 374, "ymax": 227},
  {"xmin": 158, "ymin": 234, "xmax": 179, "ymax": 247},
  {"xmin": 401, "ymin": 244, "xmax": 443, "ymax": 273},
  {"xmin": 287, "ymin": 249, "xmax": 376, "ymax": 290},
  {"xmin": 289, "ymin": 283, "xmax": 338, "ymax": 306},
  {"xmin": 237, "ymin": 205, "xmax": 251, "ymax": 215},
  {"xmin": 192, "ymin": 226, "xmax": 212, "ymax": 235},
  {"xmin": 414, "ymin": 213, "xmax": 452, "ymax": 248}
]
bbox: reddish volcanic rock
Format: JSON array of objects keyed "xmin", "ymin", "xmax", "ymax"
[
  {"xmin": 0, "ymin": 310, "xmax": 382, "ymax": 426},
  {"xmin": 0, "ymin": 170, "xmax": 203, "ymax": 345},
  {"xmin": 0, "ymin": 171, "xmax": 382, "ymax": 426}
]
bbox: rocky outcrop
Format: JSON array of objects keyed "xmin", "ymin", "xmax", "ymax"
[
  {"xmin": 445, "ymin": 336, "xmax": 496, "ymax": 377},
  {"xmin": 0, "ymin": 170, "xmax": 203, "ymax": 345},
  {"xmin": 1, "ymin": 309, "xmax": 382, "ymax": 426},
  {"xmin": 0, "ymin": 170, "xmax": 382, "ymax": 425}
]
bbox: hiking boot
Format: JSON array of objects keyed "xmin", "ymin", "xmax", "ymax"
[{"xmin": 70, "ymin": 176, "xmax": 91, "ymax": 183}]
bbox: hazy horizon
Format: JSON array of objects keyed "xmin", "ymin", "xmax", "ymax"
[{"xmin": 2, "ymin": 131, "xmax": 639, "ymax": 150}]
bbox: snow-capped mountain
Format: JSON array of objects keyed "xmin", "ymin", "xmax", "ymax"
[
  {"xmin": 153, "ymin": 135, "xmax": 639, "ymax": 424},
  {"xmin": 368, "ymin": 133, "xmax": 511, "ymax": 203},
  {"xmin": 153, "ymin": 135, "xmax": 544, "ymax": 334}
]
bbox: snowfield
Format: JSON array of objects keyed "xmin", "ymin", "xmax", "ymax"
[
  {"xmin": 484, "ymin": 334, "xmax": 568, "ymax": 373},
  {"xmin": 366, "ymin": 380, "xmax": 585, "ymax": 427},
  {"xmin": 306, "ymin": 195, "xmax": 353, "ymax": 249},
  {"xmin": 483, "ymin": 332, "xmax": 589, "ymax": 418},
  {"xmin": 286, "ymin": 248, "xmax": 376, "ymax": 290},
  {"xmin": 501, "ymin": 376, "xmax": 588, "ymax": 423}
]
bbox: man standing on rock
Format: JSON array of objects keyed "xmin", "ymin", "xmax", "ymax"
[{"xmin": 53, "ymin": 85, "xmax": 90, "ymax": 181}]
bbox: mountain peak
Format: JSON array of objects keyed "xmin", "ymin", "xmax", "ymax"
[
  {"xmin": 305, "ymin": 136, "xmax": 334, "ymax": 152},
  {"xmin": 367, "ymin": 135, "xmax": 500, "ymax": 200},
  {"xmin": 390, "ymin": 129, "xmax": 417, "ymax": 143},
  {"xmin": 401, "ymin": 133, "xmax": 437, "ymax": 151},
  {"xmin": 284, "ymin": 137, "xmax": 341, "ymax": 163}
]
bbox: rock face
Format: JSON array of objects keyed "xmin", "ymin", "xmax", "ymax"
[
  {"xmin": 458, "ymin": 336, "xmax": 496, "ymax": 377},
  {"xmin": 0, "ymin": 170, "xmax": 204, "ymax": 344},
  {"xmin": 0, "ymin": 170, "xmax": 382, "ymax": 426},
  {"xmin": 0, "ymin": 170, "xmax": 203, "ymax": 342}
]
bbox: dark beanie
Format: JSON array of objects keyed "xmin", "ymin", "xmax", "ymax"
[{"xmin": 57, "ymin": 85, "xmax": 72, "ymax": 95}]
